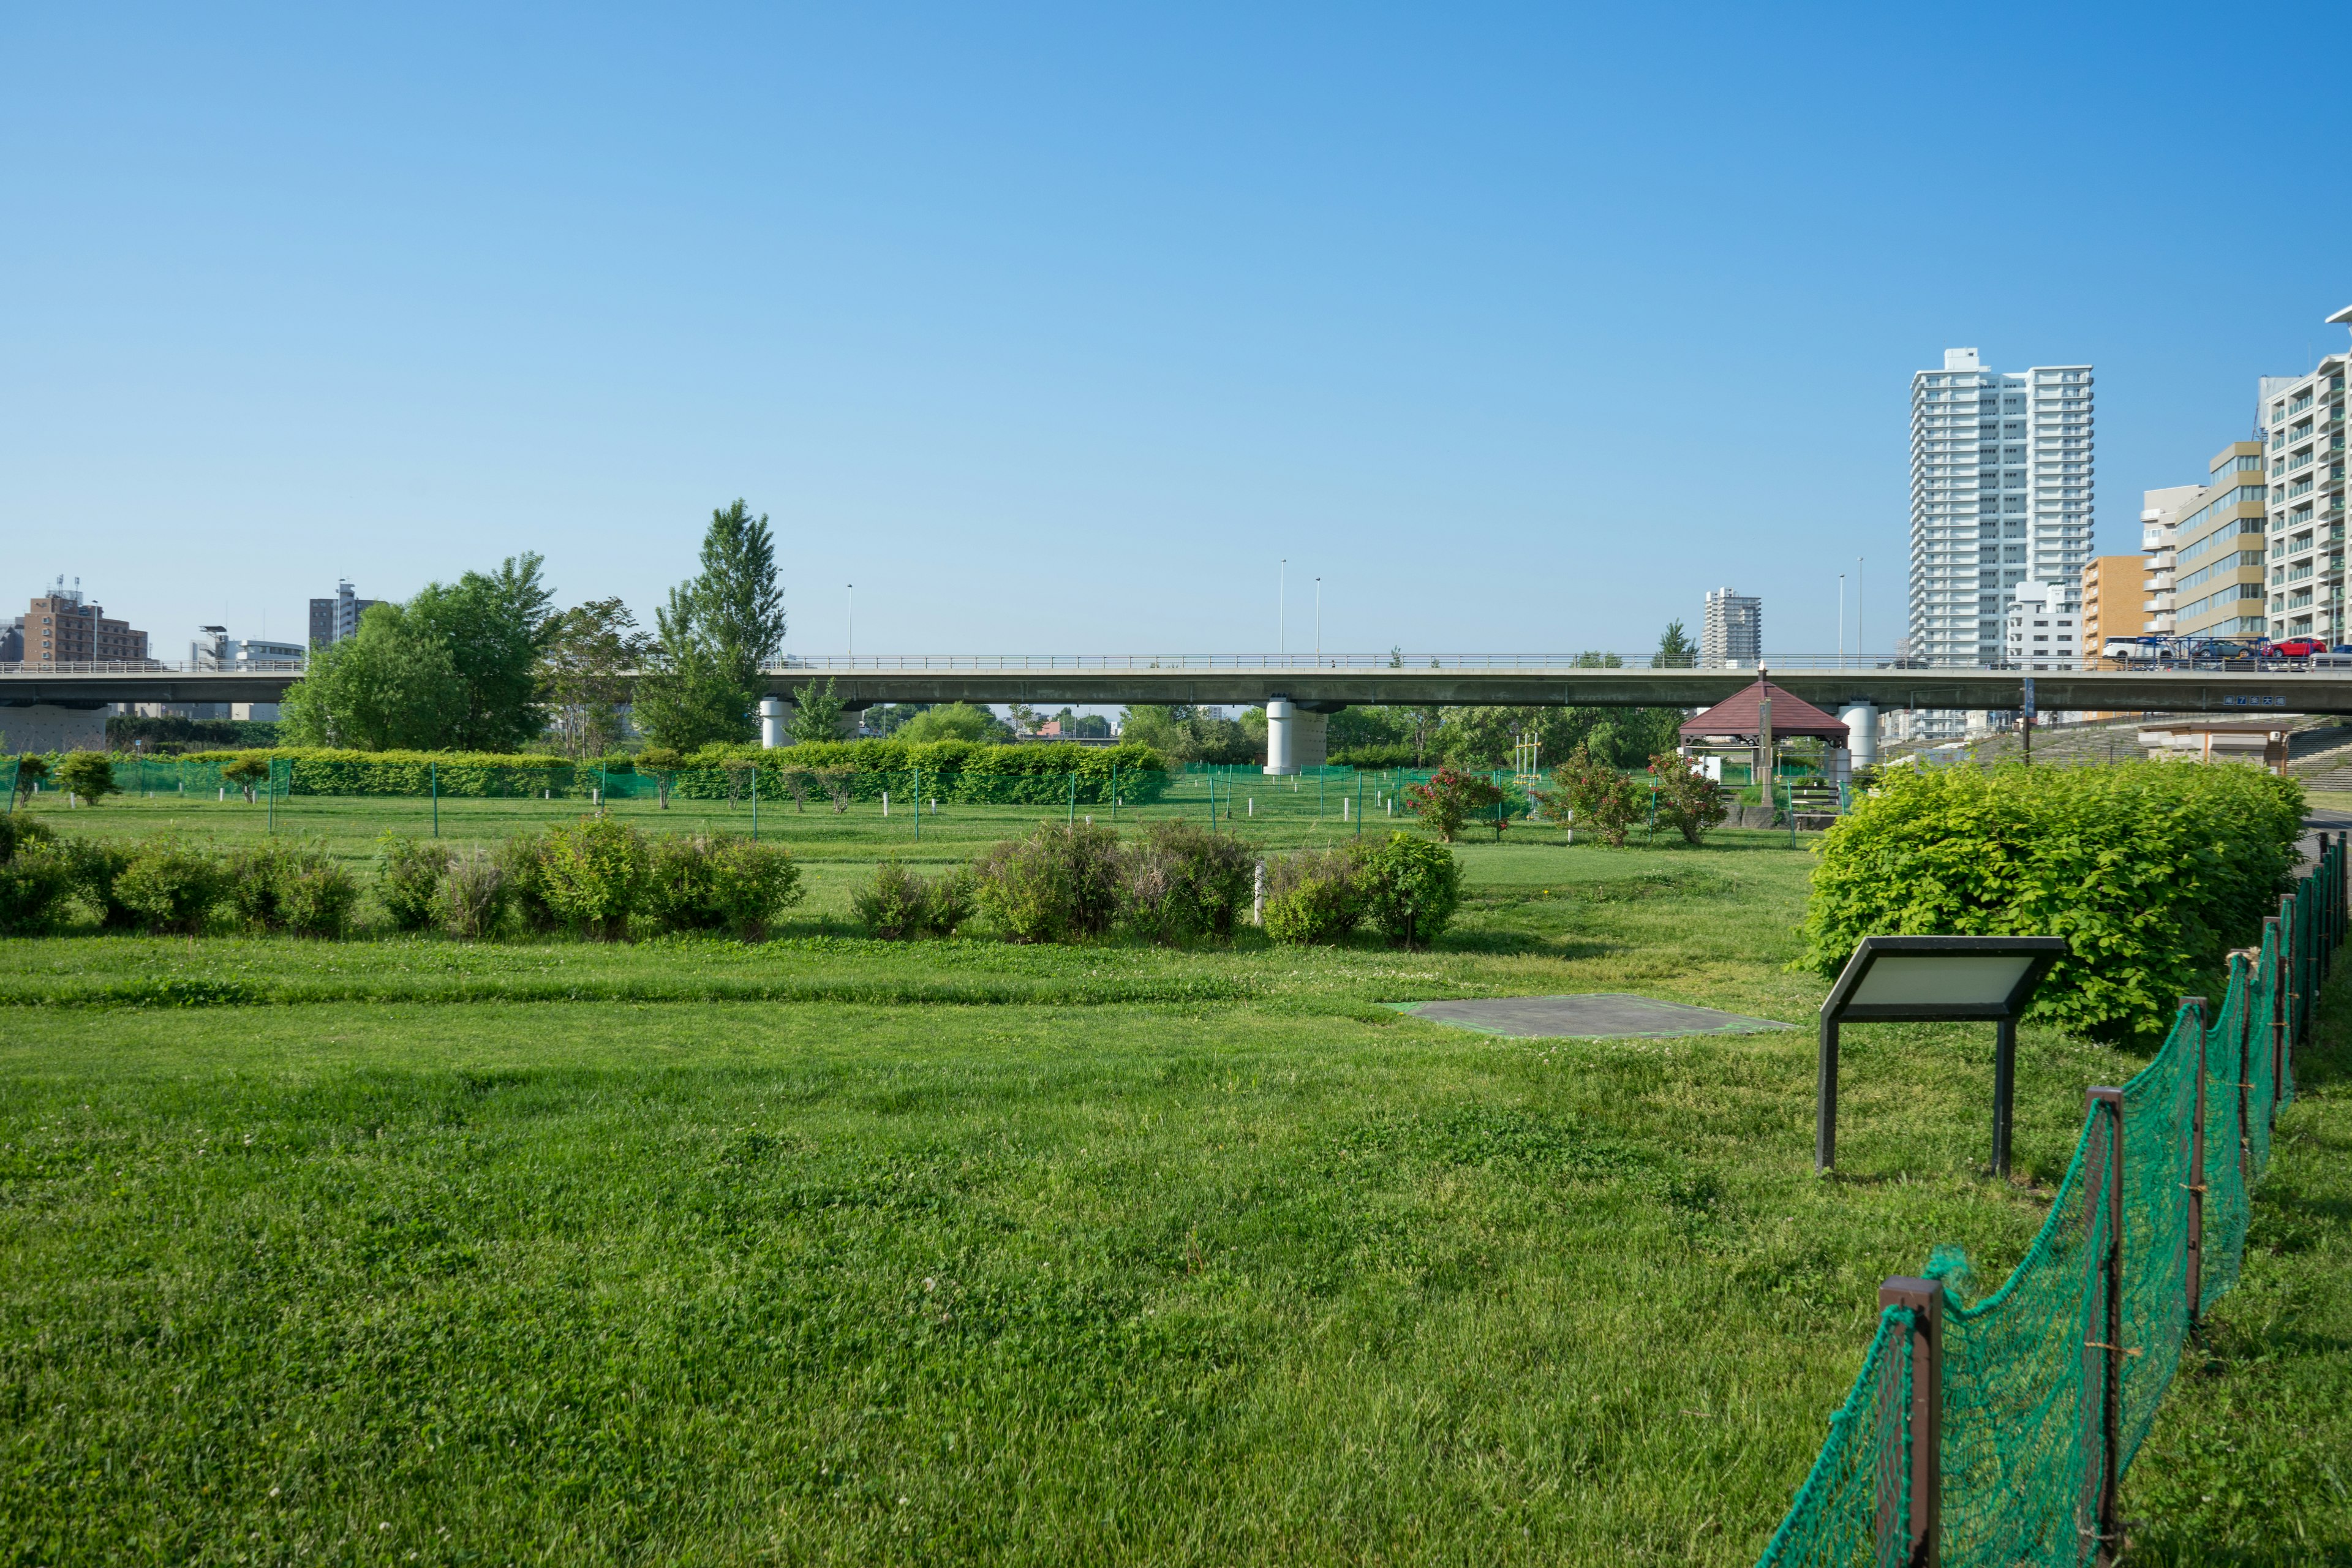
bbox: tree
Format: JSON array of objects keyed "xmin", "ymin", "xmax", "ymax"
[
  {"xmin": 10, "ymin": 755, "xmax": 48, "ymax": 805},
  {"xmin": 279, "ymin": 603, "xmax": 466, "ymax": 750},
  {"xmin": 693, "ymin": 500, "xmax": 786, "ymax": 696},
  {"xmin": 1654, "ymin": 619, "xmax": 1698, "ymax": 669},
  {"xmin": 405, "ymin": 553, "xmax": 556, "ymax": 751},
  {"xmin": 540, "ymin": 597, "xmax": 647, "ymax": 760},
  {"xmin": 1360, "ymin": 833, "xmax": 1463, "ymax": 948},
  {"xmin": 1006, "ymin": 702, "xmax": 1044, "ymax": 736},
  {"xmin": 897, "ymin": 703, "xmax": 1003, "ymax": 743},
  {"xmin": 631, "ymin": 616, "xmax": 744, "ymax": 754},
  {"xmin": 222, "ymin": 756, "xmax": 271, "ymax": 804},
  {"xmin": 1547, "ymin": 745, "xmax": 1645, "ymax": 846},
  {"xmin": 789, "ymin": 679, "xmax": 846, "ymax": 744},
  {"xmin": 1402, "ymin": 766, "xmax": 1505, "ymax": 843},
  {"xmin": 58, "ymin": 751, "xmax": 118, "ymax": 806}
]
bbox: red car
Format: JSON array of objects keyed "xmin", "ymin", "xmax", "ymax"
[{"xmin": 2272, "ymin": 638, "xmax": 2326, "ymax": 658}]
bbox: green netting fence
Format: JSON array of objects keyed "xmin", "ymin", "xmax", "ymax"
[{"xmin": 1755, "ymin": 835, "xmax": 2342, "ymax": 1567}]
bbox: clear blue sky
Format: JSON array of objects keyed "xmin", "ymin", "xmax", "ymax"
[{"xmin": 7, "ymin": 2, "xmax": 2348, "ymax": 662}]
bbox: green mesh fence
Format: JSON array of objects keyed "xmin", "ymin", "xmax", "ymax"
[{"xmin": 1755, "ymin": 836, "xmax": 2345, "ymax": 1566}]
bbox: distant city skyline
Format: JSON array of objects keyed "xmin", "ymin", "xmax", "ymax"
[{"xmin": 6, "ymin": 7, "xmax": 2351, "ymax": 659}]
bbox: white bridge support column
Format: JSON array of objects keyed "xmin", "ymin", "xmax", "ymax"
[
  {"xmin": 1263, "ymin": 698, "xmax": 1332, "ymax": 775},
  {"xmin": 760, "ymin": 696, "xmax": 791, "ymax": 748},
  {"xmin": 1838, "ymin": 702, "xmax": 1879, "ymax": 771}
]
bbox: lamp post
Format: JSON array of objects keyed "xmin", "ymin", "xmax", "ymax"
[
  {"xmin": 1314, "ymin": 577, "xmax": 1322, "ymax": 663},
  {"xmin": 846, "ymin": 584, "xmax": 854, "ymax": 659},
  {"xmin": 1278, "ymin": 560, "xmax": 1286, "ymax": 658}
]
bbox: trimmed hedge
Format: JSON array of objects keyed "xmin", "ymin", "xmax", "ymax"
[{"xmin": 1800, "ymin": 761, "xmax": 2304, "ymax": 1044}]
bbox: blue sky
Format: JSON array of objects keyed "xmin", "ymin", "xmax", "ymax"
[{"xmin": 7, "ymin": 2, "xmax": 2349, "ymax": 662}]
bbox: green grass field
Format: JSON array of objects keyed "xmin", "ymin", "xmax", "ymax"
[{"xmin": 2, "ymin": 800, "xmax": 2348, "ymax": 1564}]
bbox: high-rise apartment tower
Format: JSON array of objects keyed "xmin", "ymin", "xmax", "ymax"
[
  {"xmin": 1700, "ymin": 587, "xmax": 1762, "ymax": 668},
  {"xmin": 1907, "ymin": 349, "xmax": 2096, "ymax": 666},
  {"xmin": 2256, "ymin": 309, "xmax": 2350, "ymax": 641}
]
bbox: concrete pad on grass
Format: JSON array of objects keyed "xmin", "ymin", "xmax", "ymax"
[{"xmin": 1386, "ymin": 993, "xmax": 1796, "ymax": 1040}]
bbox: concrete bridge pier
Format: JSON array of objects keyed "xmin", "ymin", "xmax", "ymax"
[
  {"xmin": 1838, "ymin": 702, "xmax": 1879, "ymax": 770},
  {"xmin": 760, "ymin": 696, "xmax": 791, "ymax": 748},
  {"xmin": 1264, "ymin": 696, "xmax": 1337, "ymax": 775}
]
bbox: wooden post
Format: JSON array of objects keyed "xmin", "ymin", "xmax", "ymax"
[
  {"xmin": 2182, "ymin": 991, "xmax": 2211, "ymax": 1330},
  {"xmin": 1816, "ymin": 1014, "xmax": 1839, "ymax": 1174},
  {"xmin": 1878, "ymin": 1276, "xmax": 1943, "ymax": 1567}
]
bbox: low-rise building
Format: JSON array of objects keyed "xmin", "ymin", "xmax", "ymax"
[{"xmin": 2004, "ymin": 581, "xmax": 2081, "ymax": 669}]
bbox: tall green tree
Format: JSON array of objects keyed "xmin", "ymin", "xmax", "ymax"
[
  {"xmin": 694, "ymin": 500, "xmax": 786, "ymax": 696},
  {"xmin": 280, "ymin": 603, "xmax": 467, "ymax": 750},
  {"xmin": 406, "ymin": 553, "xmax": 556, "ymax": 751},
  {"xmin": 1654, "ymin": 619, "xmax": 1698, "ymax": 669},
  {"xmin": 541, "ymin": 597, "xmax": 647, "ymax": 760},
  {"xmin": 632, "ymin": 584, "xmax": 745, "ymax": 753},
  {"xmin": 788, "ymin": 679, "xmax": 846, "ymax": 744},
  {"xmin": 631, "ymin": 501, "xmax": 785, "ymax": 751}
]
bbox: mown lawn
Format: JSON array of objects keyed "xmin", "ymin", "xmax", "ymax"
[{"xmin": 1, "ymin": 824, "xmax": 2347, "ymax": 1564}]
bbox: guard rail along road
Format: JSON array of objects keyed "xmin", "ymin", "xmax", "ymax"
[
  {"xmin": 1754, "ymin": 835, "xmax": 2344, "ymax": 1567},
  {"xmin": 9, "ymin": 655, "xmax": 2352, "ymax": 715}
]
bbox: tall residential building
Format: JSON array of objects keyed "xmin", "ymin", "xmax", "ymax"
[
  {"xmin": 2256, "ymin": 311, "xmax": 2350, "ymax": 641},
  {"xmin": 2163, "ymin": 443, "xmax": 2269, "ymax": 641},
  {"xmin": 2138, "ymin": 483, "xmax": 2201, "ymax": 639},
  {"xmin": 2080, "ymin": 555, "xmax": 2147, "ymax": 655},
  {"xmin": 309, "ymin": 580, "xmax": 380, "ymax": 647},
  {"xmin": 1700, "ymin": 587, "xmax": 1762, "ymax": 668},
  {"xmin": 1907, "ymin": 349, "xmax": 2096, "ymax": 666},
  {"xmin": 24, "ymin": 578, "xmax": 149, "ymax": 666}
]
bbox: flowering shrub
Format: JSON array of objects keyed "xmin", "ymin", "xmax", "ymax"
[{"xmin": 1403, "ymin": 767, "xmax": 1506, "ymax": 843}]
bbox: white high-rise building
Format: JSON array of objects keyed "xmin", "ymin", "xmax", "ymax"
[
  {"xmin": 1700, "ymin": 587, "xmax": 1762, "ymax": 668},
  {"xmin": 1907, "ymin": 350, "xmax": 2097, "ymax": 666}
]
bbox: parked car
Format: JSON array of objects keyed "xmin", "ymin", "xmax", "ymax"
[{"xmin": 2271, "ymin": 638, "xmax": 2327, "ymax": 658}]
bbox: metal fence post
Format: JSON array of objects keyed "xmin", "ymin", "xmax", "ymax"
[
  {"xmin": 1815, "ymin": 1013, "xmax": 1839, "ymax": 1174},
  {"xmin": 2182, "ymin": 991, "xmax": 2211, "ymax": 1330},
  {"xmin": 912, "ymin": 767, "xmax": 921, "ymax": 841},
  {"xmin": 750, "ymin": 766, "xmax": 758, "ymax": 842},
  {"xmin": 2086, "ymin": 1085, "xmax": 2127, "ymax": 1566},
  {"xmin": 431, "ymin": 760, "xmax": 439, "ymax": 838},
  {"xmin": 1878, "ymin": 1277, "xmax": 1942, "ymax": 1567},
  {"xmin": 1992, "ymin": 1015, "xmax": 2017, "ymax": 1178}
]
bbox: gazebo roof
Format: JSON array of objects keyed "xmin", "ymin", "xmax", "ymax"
[{"xmin": 1679, "ymin": 679, "xmax": 1850, "ymax": 743}]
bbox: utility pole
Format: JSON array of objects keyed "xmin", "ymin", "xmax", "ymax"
[
  {"xmin": 846, "ymin": 584, "xmax": 854, "ymax": 658},
  {"xmin": 1838, "ymin": 573, "xmax": 1845, "ymax": 668},
  {"xmin": 1314, "ymin": 577, "xmax": 1322, "ymax": 663},
  {"xmin": 1278, "ymin": 560, "xmax": 1286, "ymax": 658}
]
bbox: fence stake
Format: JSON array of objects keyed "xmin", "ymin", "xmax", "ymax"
[
  {"xmin": 1110, "ymin": 762, "xmax": 1117, "ymax": 826},
  {"xmin": 912, "ymin": 768, "xmax": 920, "ymax": 841},
  {"xmin": 431, "ymin": 760, "xmax": 439, "ymax": 837},
  {"xmin": 751, "ymin": 767, "xmax": 759, "ymax": 842},
  {"xmin": 2276, "ymin": 898, "xmax": 2295, "ymax": 1111},
  {"xmin": 1992, "ymin": 1015, "xmax": 2017, "ymax": 1178},
  {"xmin": 1355, "ymin": 768, "xmax": 1363, "ymax": 838},
  {"xmin": 1068, "ymin": 771, "xmax": 1076, "ymax": 826},
  {"xmin": 1877, "ymin": 1276, "xmax": 1942, "ymax": 1567},
  {"xmin": 1815, "ymin": 1014, "xmax": 1839, "ymax": 1174},
  {"xmin": 2248, "ymin": 923, "xmax": 2271, "ymax": 1197},
  {"xmin": 2183, "ymin": 991, "xmax": 2211, "ymax": 1330},
  {"xmin": 2086, "ymin": 1084, "xmax": 2127, "ymax": 1566}
]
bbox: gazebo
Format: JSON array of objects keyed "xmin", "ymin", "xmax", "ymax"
[{"xmin": 1679, "ymin": 675, "xmax": 1853, "ymax": 790}]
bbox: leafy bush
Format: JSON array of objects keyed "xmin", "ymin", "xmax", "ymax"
[
  {"xmin": 1647, "ymin": 752, "xmax": 1728, "ymax": 845},
  {"xmin": 970, "ymin": 822, "xmax": 1124, "ymax": 943},
  {"xmin": 57, "ymin": 752, "xmax": 118, "ymax": 806},
  {"xmin": 10, "ymin": 755, "xmax": 47, "ymax": 804},
  {"xmin": 538, "ymin": 817, "xmax": 649, "ymax": 940},
  {"xmin": 1262, "ymin": 844, "xmax": 1367, "ymax": 945},
  {"xmin": 61, "ymin": 839, "xmax": 137, "ymax": 929},
  {"xmin": 641, "ymin": 834, "xmax": 804, "ymax": 941},
  {"xmin": 1121, "ymin": 820, "xmax": 1256, "ymax": 943},
  {"xmin": 1360, "ymin": 832, "xmax": 1463, "ymax": 948},
  {"xmin": 375, "ymin": 835, "xmax": 454, "ymax": 932},
  {"xmin": 0, "ymin": 818, "xmax": 73, "ymax": 935},
  {"xmin": 1800, "ymin": 761, "xmax": 2303, "ymax": 1044},
  {"xmin": 1403, "ymin": 767, "xmax": 1505, "ymax": 843},
  {"xmin": 222, "ymin": 756, "xmax": 271, "ymax": 804},
  {"xmin": 228, "ymin": 837, "xmax": 358, "ymax": 937},
  {"xmin": 1545, "ymin": 746, "xmax": 1646, "ymax": 846},
  {"xmin": 434, "ymin": 848, "xmax": 509, "ymax": 939},
  {"xmin": 112, "ymin": 837, "xmax": 230, "ymax": 935},
  {"xmin": 495, "ymin": 831, "xmax": 562, "ymax": 935}
]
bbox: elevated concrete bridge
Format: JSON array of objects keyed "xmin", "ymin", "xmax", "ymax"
[{"xmin": 8, "ymin": 656, "xmax": 2339, "ymax": 770}]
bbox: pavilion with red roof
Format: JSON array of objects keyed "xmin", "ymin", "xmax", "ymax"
[{"xmin": 1678, "ymin": 674, "xmax": 1853, "ymax": 788}]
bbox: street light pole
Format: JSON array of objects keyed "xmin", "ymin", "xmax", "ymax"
[
  {"xmin": 1315, "ymin": 577, "xmax": 1322, "ymax": 663},
  {"xmin": 1839, "ymin": 573, "xmax": 1845, "ymax": 668},
  {"xmin": 847, "ymin": 584, "xmax": 854, "ymax": 659},
  {"xmin": 1278, "ymin": 560, "xmax": 1286, "ymax": 657}
]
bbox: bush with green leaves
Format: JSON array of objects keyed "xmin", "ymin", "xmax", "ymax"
[
  {"xmin": 1121, "ymin": 820, "xmax": 1256, "ymax": 943},
  {"xmin": 61, "ymin": 839, "xmax": 137, "ymax": 929},
  {"xmin": 1800, "ymin": 760, "xmax": 2303, "ymax": 1044},
  {"xmin": 1359, "ymin": 832, "xmax": 1464, "ymax": 948},
  {"xmin": 641, "ymin": 834, "xmax": 804, "ymax": 941},
  {"xmin": 228, "ymin": 837, "xmax": 358, "ymax": 937},
  {"xmin": 1403, "ymin": 767, "xmax": 1506, "ymax": 843},
  {"xmin": 494, "ymin": 831, "xmax": 562, "ymax": 935},
  {"xmin": 112, "ymin": 837, "xmax": 230, "ymax": 935},
  {"xmin": 1646, "ymin": 751, "xmax": 1727, "ymax": 845},
  {"xmin": 851, "ymin": 859, "xmax": 972, "ymax": 940},
  {"xmin": 57, "ymin": 752, "xmax": 117, "ymax": 807},
  {"xmin": 9, "ymin": 755, "xmax": 47, "ymax": 804},
  {"xmin": 0, "ymin": 817, "xmax": 74, "ymax": 935},
  {"xmin": 1545, "ymin": 746, "xmax": 1646, "ymax": 846},
  {"xmin": 434, "ymin": 848, "xmax": 509, "ymax": 940},
  {"xmin": 971, "ymin": 822, "xmax": 1124, "ymax": 943},
  {"xmin": 222, "ymin": 756, "xmax": 271, "ymax": 804},
  {"xmin": 1261, "ymin": 844, "xmax": 1367, "ymax": 946},
  {"xmin": 538, "ymin": 817, "xmax": 649, "ymax": 940},
  {"xmin": 376, "ymin": 835, "xmax": 454, "ymax": 932}
]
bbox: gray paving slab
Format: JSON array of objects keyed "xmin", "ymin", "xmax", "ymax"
[{"xmin": 1388, "ymin": 993, "xmax": 1796, "ymax": 1040}]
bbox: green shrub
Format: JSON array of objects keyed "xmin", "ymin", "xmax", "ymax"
[
  {"xmin": 1403, "ymin": 767, "xmax": 1505, "ymax": 843},
  {"xmin": 112, "ymin": 837, "xmax": 230, "ymax": 935},
  {"xmin": 434, "ymin": 848, "xmax": 509, "ymax": 940},
  {"xmin": 57, "ymin": 752, "xmax": 118, "ymax": 806},
  {"xmin": 222, "ymin": 756, "xmax": 271, "ymax": 804},
  {"xmin": 228, "ymin": 837, "xmax": 357, "ymax": 937},
  {"xmin": 1546, "ymin": 747, "xmax": 1646, "ymax": 846},
  {"xmin": 495, "ymin": 831, "xmax": 562, "ymax": 935},
  {"xmin": 61, "ymin": 839, "xmax": 137, "ymax": 929},
  {"xmin": 1262, "ymin": 844, "xmax": 1367, "ymax": 945},
  {"xmin": 1360, "ymin": 832, "xmax": 1463, "ymax": 948},
  {"xmin": 641, "ymin": 834, "xmax": 804, "ymax": 941},
  {"xmin": 9, "ymin": 755, "xmax": 48, "ymax": 804},
  {"xmin": 924, "ymin": 868, "xmax": 976, "ymax": 937},
  {"xmin": 538, "ymin": 817, "xmax": 648, "ymax": 940},
  {"xmin": 971, "ymin": 822, "xmax": 1124, "ymax": 943},
  {"xmin": 1647, "ymin": 752, "xmax": 1728, "ymax": 845},
  {"xmin": 1800, "ymin": 761, "xmax": 2303, "ymax": 1044},
  {"xmin": 1121, "ymin": 820, "xmax": 1256, "ymax": 943},
  {"xmin": 852, "ymin": 859, "xmax": 932, "ymax": 940},
  {"xmin": 0, "ymin": 818, "xmax": 73, "ymax": 935},
  {"xmin": 375, "ymin": 835, "xmax": 454, "ymax": 932}
]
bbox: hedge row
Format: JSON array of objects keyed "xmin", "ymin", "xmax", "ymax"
[{"xmin": 1801, "ymin": 760, "xmax": 2304, "ymax": 1044}]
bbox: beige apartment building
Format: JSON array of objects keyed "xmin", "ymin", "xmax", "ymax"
[
  {"xmin": 2080, "ymin": 554, "xmax": 2147, "ymax": 655},
  {"xmin": 2160, "ymin": 443, "xmax": 2270, "ymax": 641},
  {"xmin": 2257, "ymin": 328, "xmax": 2348, "ymax": 641}
]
